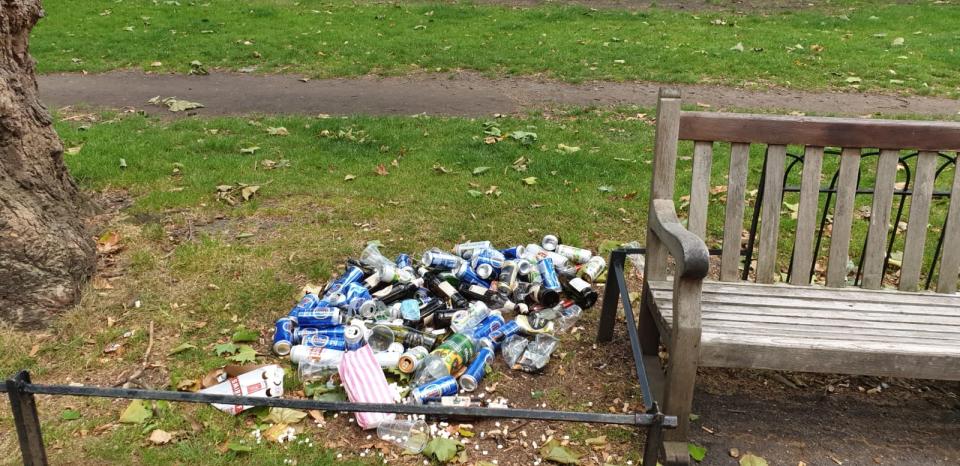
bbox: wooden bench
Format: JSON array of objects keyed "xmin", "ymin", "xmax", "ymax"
[{"xmin": 627, "ymin": 89, "xmax": 960, "ymax": 447}]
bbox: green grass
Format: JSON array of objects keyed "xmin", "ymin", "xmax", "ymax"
[
  {"xmin": 2, "ymin": 108, "xmax": 956, "ymax": 464},
  {"xmin": 32, "ymin": 0, "xmax": 960, "ymax": 96}
]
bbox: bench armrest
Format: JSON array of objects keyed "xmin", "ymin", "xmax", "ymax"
[{"xmin": 649, "ymin": 199, "xmax": 710, "ymax": 280}]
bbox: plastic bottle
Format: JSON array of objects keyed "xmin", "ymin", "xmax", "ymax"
[{"xmin": 412, "ymin": 333, "xmax": 477, "ymax": 386}]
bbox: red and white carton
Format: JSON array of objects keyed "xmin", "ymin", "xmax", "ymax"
[{"xmin": 200, "ymin": 364, "xmax": 284, "ymax": 415}]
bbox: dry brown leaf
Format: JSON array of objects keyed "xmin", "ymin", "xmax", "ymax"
[
  {"xmin": 375, "ymin": 163, "xmax": 389, "ymax": 176},
  {"xmin": 148, "ymin": 429, "xmax": 173, "ymax": 445},
  {"xmin": 96, "ymin": 231, "xmax": 122, "ymax": 254}
]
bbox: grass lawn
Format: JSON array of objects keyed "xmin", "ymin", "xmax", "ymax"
[
  {"xmin": 31, "ymin": 0, "xmax": 960, "ymax": 96},
  {"xmin": 0, "ymin": 107, "xmax": 955, "ymax": 464}
]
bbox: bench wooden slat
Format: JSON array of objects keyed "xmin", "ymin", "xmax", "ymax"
[
  {"xmin": 756, "ymin": 145, "xmax": 787, "ymax": 283},
  {"xmin": 650, "ymin": 287, "xmax": 960, "ymax": 317},
  {"xmin": 826, "ymin": 148, "xmax": 862, "ymax": 287},
  {"xmin": 900, "ymin": 150, "xmax": 938, "ymax": 291},
  {"xmin": 788, "ymin": 146, "xmax": 824, "ymax": 286},
  {"xmin": 861, "ymin": 149, "xmax": 901, "ymax": 290},
  {"xmin": 678, "ymin": 111, "xmax": 960, "ymax": 151},
  {"xmin": 687, "ymin": 141, "xmax": 713, "ymax": 240},
  {"xmin": 654, "ymin": 279, "xmax": 960, "ymax": 305},
  {"xmin": 720, "ymin": 143, "xmax": 751, "ymax": 281},
  {"xmin": 938, "ymin": 155, "xmax": 960, "ymax": 294},
  {"xmin": 699, "ymin": 334, "xmax": 960, "ymax": 381},
  {"xmin": 685, "ymin": 321, "xmax": 960, "ymax": 345}
]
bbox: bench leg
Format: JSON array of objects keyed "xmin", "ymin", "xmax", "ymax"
[
  {"xmin": 596, "ymin": 252, "xmax": 623, "ymax": 343},
  {"xmin": 638, "ymin": 282, "xmax": 661, "ymax": 356},
  {"xmin": 663, "ymin": 441, "xmax": 692, "ymax": 466},
  {"xmin": 662, "ymin": 278, "xmax": 701, "ymax": 442}
]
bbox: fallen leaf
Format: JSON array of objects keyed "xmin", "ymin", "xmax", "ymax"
[
  {"xmin": 231, "ymin": 328, "xmax": 259, "ymax": 343},
  {"xmin": 472, "ymin": 166, "xmax": 491, "ymax": 175},
  {"xmin": 97, "ymin": 231, "xmax": 122, "ymax": 254},
  {"xmin": 845, "ymin": 76, "xmax": 862, "ymax": 83},
  {"xmin": 423, "ymin": 437, "xmax": 462, "ymax": 463},
  {"xmin": 584, "ymin": 435, "xmax": 606, "ymax": 446},
  {"xmin": 263, "ymin": 423, "xmax": 291, "ymax": 443},
  {"xmin": 598, "ymin": 185, "xmax": 615, "ymax": 193},
  {"xmin": 266, "ymin": 126, "xmax": 289, "ymax": 136},
  {"xmin": 731, "ymin": 42, "xmax": 745, "ymax": 52},
  {"xmin": 214, "ymin": 342, "xmax": 239, "ymax": 356},
  {"xmin": 119, "ymin": 400, "xmax": 152, "ymax": 424},
  {"xmin": 740, "ymin": 454, "xmax": 769, "ymax": 466},
  {"xmin": 522, "ymin": 177, "xmax": 538, "ymax": 186},
  {"xmin": 62, "ymin": 409, "xmax": 81, "ymax": 421},
  {"xmin": 176, "ymin": 379, "xmax": 200, "ymax": 392},
  {"xmin": 375, "ymin": 163, "xmax": 389, "ymax": 176},
  {"xmin": 148, "ymin": 429, "xmax": 173, "ymax": 445},
  {"xmin": 65, "ymin": 145, "xmax": 83, "ymax": 155},
  {"xmin": 266, "ymin": 408, "xmax": 308, "ymax": 425},
  {"xmin": 92, "ymin": 277, "xmax": 114, "ymax": 290},
  {"xmin": 239, "ymin": 146, "xmax": 260, "ymax": 154},
  {"xmin": 557, "ymin": 144, "xmax": 580, "ymax": 154},
  {"xmin": 240, "ymin": 185, "xmax": 259, "ymax": 201},
  {"xmin": 508, "ymin": 130, "xmax": 538, "ymax": 145},
  {"xmin": 164, "ymin": 98, "xmax": 204, "ymax": 112},
  {"xmin": 168, "ymin": 342, "xmax": 197, "ymax": 355},
  {"xmin": 227, "ymin": 345, "xmax": 257, "ymax": 363},
  {"xmin": 226, "ymin": 441, "xmax": 252, "ymax": 453},
  {"xmin": 689, "ymin": 443, "xmax": 707, "ymax": 462},
  {"xmin": 344, "ymin": 174, "xmax": 356, "ymax": 181},
  {"xmin": 467, "ymin": 190, "xmax": 483, "ymax": 198},
  {"xmin": 892, "ymin": 37, "xmax": 905, "ymax": 46},
  {"xmin": 540, "ymin": 439, "xmax": 580, "ymax": 464},
  {"xmin": 150, "ymin": 61, "xmax": 162, "ymax": 67}
]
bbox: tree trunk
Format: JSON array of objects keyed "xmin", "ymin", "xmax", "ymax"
[{"xmin": 1, "ymin": 0, "xmax": 95, "ymax": 328}]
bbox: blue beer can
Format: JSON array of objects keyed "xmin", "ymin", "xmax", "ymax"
[
  {"xmin": 459, "ymin": 347, "xmax": 494, "ymax": 392},
  {"xmin": 537, "ymin": 258, "xmax": 562, "ymax": 291},
  {"xmin": 272, "ymin": 317, "xmax": 296, "ymax": 356},
  {"xmin": 455, "ymin": 262, "xmax": 490, "ymax": 288},
  {"xmin": 322, "ymin": 266, "xmax": 365, "ymax": 298},
  {"xmin": 472, "ymin": 313, "xmax": 505, "ymax": 340},
  {"xmin": 294, "ymin": 326, "xmax": 346, "ymax": 343},
  {"xmin": 411, "ymin": 376, "xmax": 459, "ymax": 404},
  {"xmin": 488, "ymin": 320, "xmax": 521, "ymax": 348},
  {"xmin": 329, "ymin": 281, "xmax": 372, "ymax": 308},
  {"xmin": 296, "ymin": 307, "xmax": 344, "ymax": 328},
  {"xmin": 396, "ymin": 253, "xmax": 413, "ymax": 269},
  {"xmin": 421, "ymin": 250, "xmax": 463, "ymax": 270},
  {"xmin": 299, "ymin": 332, "xmax": 347, "ymax": 351},
  {"xmin": 499, "ymin": 245, "xmax": 526, "ymax": 260},
  {"xmin": 288, "ymin": 293, "xmax": 323, "ymax": 320}
]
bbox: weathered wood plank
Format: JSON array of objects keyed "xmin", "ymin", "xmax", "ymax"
[
  {"xmin": 688, "ymin": 141, "xmax": 714, "ymax": 240},
  {"xmin": 789, "ymin": 146, "xmax": 824, "ymax": 286},
  {"xmin": 900, "ymin": 151, "xmax": 938, "ymax": 291},
  {"xmin": 756, "ymin": 145, "xmax": 787, "ymax": 283},
  {"xmin": 644, "ymin": 89, "xmax": 682, "ymax": 283},
  {"xmin": 861, "ymin": 149, "xmax": 900, "ymax": 289},
  {"xmin": 826, "ymin": 148, "xmax": 862, "ymax": 287},
  {"xmin": 937, "ymin": 155, "xmax": 960, "ymax": 294},
  {"xmin": 720, "ymin": 143, "xmax": 751, "ymax": 281},
  {"xmin": 671, "ymin": 319, "xmax": 960, "ymax": 344},
  {"xmin": 663, "ymin": 277, "xmax": 701, "ymax": 441},
  {"xmin": 678, "ymin": 112, "xmax": 960, "ymax": 151},
  {"xmin": 649, "ymin": 280, "xmax": 960, "ymax": 306},
  {"xmin": 699, "ymin": 335, "xmax": 960, "ymax": 380},
  {"xmin": 649, "ymin": 288, "xmax": 960, "ymax": 317}
]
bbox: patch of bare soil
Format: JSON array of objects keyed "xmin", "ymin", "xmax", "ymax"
[{"xmin": 37, "ymin": 71, "xmax": 960, "ymax": 120}]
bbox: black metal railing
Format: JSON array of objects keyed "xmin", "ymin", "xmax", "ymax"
[{"xmin": 4, "ymin": 305, "xmax": 676, "ymax": 466}]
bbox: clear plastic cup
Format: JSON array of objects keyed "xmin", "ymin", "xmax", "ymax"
[
  {"xmin": 377, "ymin": 419, "xmax": 430, "ymax": 453},
  {"xmin": 368, "ymin": 324, "xmax": 395, "ymax": 352}
]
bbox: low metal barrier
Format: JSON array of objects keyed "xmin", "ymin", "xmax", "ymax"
[{"xmin": 4, "ymin": 274, "xmax": 677, "ymax": 465}]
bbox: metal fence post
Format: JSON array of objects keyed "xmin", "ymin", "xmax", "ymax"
[{"xmin": 7, "ymin": 370, "xmax": 48, "ymax": 466}]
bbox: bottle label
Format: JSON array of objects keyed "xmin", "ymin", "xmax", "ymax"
[
  {"xmin": 570, "ymin": 277, "xmax": 591, "ymax": 293},
  {"xmin": 438, "ymin": 281, "xmax": 458, "ymax": 298},
  {"xmin": 468, "ymin": 285, "xmax": 488, "ymax": 297}
]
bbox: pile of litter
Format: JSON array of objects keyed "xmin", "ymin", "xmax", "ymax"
[{"xmin": 228, "ymin": 238, "xmax": 605, "ymax": 453}]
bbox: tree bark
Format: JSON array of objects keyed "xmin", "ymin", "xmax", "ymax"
[{"xmin": 1, "ymin": 0, "xmax": 95, "ymax": 328}]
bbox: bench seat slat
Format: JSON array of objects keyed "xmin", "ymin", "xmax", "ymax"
[{"xmin": 646, "ymin": 280, "xmax": 960, "ymax": 379}]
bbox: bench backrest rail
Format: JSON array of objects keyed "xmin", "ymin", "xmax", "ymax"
[{"xmin": 648, "ymin": 89, "xmax": 960, "ymax": 293}]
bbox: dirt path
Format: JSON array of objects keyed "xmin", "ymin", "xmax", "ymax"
[{"xmin": 39, "ymin": 70, "xmax": 960, "ymax": 119}]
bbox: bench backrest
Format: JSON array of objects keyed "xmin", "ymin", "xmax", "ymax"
[{"xmin": 649, "ymin": 89, "xmax": 960, "ymax": 292}]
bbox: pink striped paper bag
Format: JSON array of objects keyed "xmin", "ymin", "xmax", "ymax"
[{"xmin": 338, "ymin": 343, "xmax": 396, "ymax": 429}]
